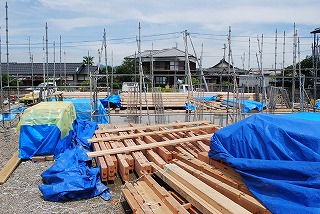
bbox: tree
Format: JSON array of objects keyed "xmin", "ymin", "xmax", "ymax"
[
  {"xmin": 281, "ymin": 55, "xmax": 314, "ymax": 77},
  {"xmin": 83, "ymin": 55, "xmax": 94, "ymax": 65}
]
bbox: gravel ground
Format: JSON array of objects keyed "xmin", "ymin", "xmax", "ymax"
[{"xmin": 0, "ymin": 119, "xmax": 131, "ymax": 214}]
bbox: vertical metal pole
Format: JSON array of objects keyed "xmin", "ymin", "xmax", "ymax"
[
  {"xmin": 104, "ymin": 28, "xmax": 110, "ymax": 123},
  {"xmin": 111, "ymin": 51, "xmax": 114, "ymax": 92},
  {"xmin": 60, "ymin": 35, "xmax": 62, "ymax": 84},
  {"xmin": 0, "ymin": 29, "xmax": 4, "ymax": 124},
  {"xmin": 138, "ymin": 23, "xmax": 143, "ymax": 123},
  {"xmin": 45, "ymin": 23, "xmax": 49, "ymax": 81},
  {"xmin": 298, "ymin": 38, "xmax": 303, "ymax": 111},
  {"xmin": 226, "ymin": 27, "xmax": 231, "ymax": 124},
  {"xmin": 64, "ymin": 51, "xmax": 66, "ymax": 86},
  {"xmin": 42, "ymin": 36, "xmax": 45, "ymax": 83},
  {"xmin": 292, "ymin": 24, "xmax": 297, "ymax": 112},
  {"xmin": 53, "ymin": 41, "xmax": 56, "ymax": 88},
  {"xmin": 5, "ymin": 2, "xmax": 9, "ymax": 87},
  {"xmin": 282, "ymin": 31, "xmax": 286, "ymax": 88},
  {"xmin": 275, "ymin": 29, "xmax": 278, "ymax": 76}
]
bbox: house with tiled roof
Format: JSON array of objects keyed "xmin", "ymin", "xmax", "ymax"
[
  {"xmin": 0, "ymin": 62, "xmax": 98, "ymax": 86},
  {"xmin": 126, "ymin": 47, "xmax": 197, "ymax": 87}
]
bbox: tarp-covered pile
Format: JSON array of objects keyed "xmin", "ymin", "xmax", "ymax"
[
  {"xmin": 220, "ymin": 99, "xmax": 266, "ymax": 113},
  {"xmin": 39, "ymin": 119, "xmax": 111, "ymax": 201},
  {"xmin": 100, "ymin": 94, "xmax": 121, "ymax": 109},
  {"xmin": 209, "ymin": 113, "xmax": 320, "ymax": 213},
  {"xmin": 18, "ymin": 102, "xmax": 76, "ymax": 159}
]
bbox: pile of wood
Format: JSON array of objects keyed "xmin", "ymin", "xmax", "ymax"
[
  {"xmin": 56, "ymin": 91, "xmax": 109, "ymax": 98},
  {"xmin": 87, "ymin": 121, "xmax": 269, "ymax": 213},
  {"xmin": 120, "ymin": 92, "xmax": 188, "ymax": 108}
]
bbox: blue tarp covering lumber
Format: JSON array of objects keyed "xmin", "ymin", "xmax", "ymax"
[
  {"xmin": 100, "ymin": 94, "xmax": 121, "ymax": 109},
  {"xmin": 39, "ymin": 119, "xmax": 111, "ymax": 202},
  {"xmin": 194, "ymin": 96, "xmax": 217, "ymax": 101},
  {"xmin": 221, "ymin": 99, "xmax": 266, "ymax": 113},
  {"xmin": 208, "ymin": 113, "xmax": 320, "ymax": 213}
]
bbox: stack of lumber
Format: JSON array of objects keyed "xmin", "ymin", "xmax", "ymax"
[
  {"xmin": 57, "ymin": 91, "xmax": 109, "ymax": 98},
  {"xmin": 87, "ymin": 121, "xmax": 270, "ymax": 213},
  {"xmin": 120, "ymin": 92, "xmax": 258, "ymax": 109},
  {"xmin": 120, "ymin": 92, "xmax": 189, "ymax": 108}
]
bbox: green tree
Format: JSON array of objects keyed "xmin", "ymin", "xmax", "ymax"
[
  {"xmin": 83, "ymin": 55, "xmax": 94, "ymax": 65},
  {"xmin": 113, "ymin": 58, "xmax": 136, "ymax": 87},
  {"xmin": 282, "ymin": 55, "xmax": 314, "ymax": 76}
]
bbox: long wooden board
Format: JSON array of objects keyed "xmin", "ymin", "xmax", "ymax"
[
  {"xmin": 94, "ymin": 120, "xmax": 212, "ymax": 134},
  {"xmin": 89, "ymin": 124, "xmax": 218, "ymax": 142},
  {"xmin": 0, "ymin": 151, "xmax": 21, "ymax": 185},
  {"xmin": 87, "ymin": 134, "xmax": 213, "ymax": 158}
]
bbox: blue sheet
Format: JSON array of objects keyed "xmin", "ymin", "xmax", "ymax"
[
  {"xmin": 19, "ymin": 124, "xmax": 73, "ymax": 159},
  {"xmin": 64, "ymin": 98, "xmax": 108, "ymax": 124},
  {"xmin": 0, "ymin": 106, "xmax": 25, "ymax": 122},
  {"xmin": 221, "ymin": 99, "xmax": 266, "ymax": 113},
  {"xmin": 194, "ymin": 96, "xmax": 217, "ymax": 101},
  {"xmin": 208, "ymin": 113, "xmax": 320, "ymax": 213},
  {"xmin": 39, "ymin": 119, "xmax": 111, "ymax": 202},
  {"xmin": 100, "ymin": 94, "xmax": 121, "ymax": 108}
]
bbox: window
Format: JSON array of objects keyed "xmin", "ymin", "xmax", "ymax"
[{"xmin": 155, "ymin": 76, "xmax": 166, "ymax": 85}]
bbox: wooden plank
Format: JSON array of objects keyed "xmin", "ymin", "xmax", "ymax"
[
  {"xmin": 89, "ymin": 124, "xmax": 217, "ymax": 142},
  {"xmin": 143, "ymin": 175, "xmax": 189, "ymax": 214},
  {"xmin": 87, "ymin": 134, "xmax": 213, "ymax": 158},
  {"xmin": 135, "ymin": 181, "xmax": 172, "ymax": 214},
  {"xmin": 110, "ymin": 142, "xmax": 130, "ymax": 181},
  {"xmin": 177, "ymin": 153, "xmax": 252, "ymax": 195},
  {"xmin": 119, "ymin": 131, "xmax": 151, "ymax": 175},
  {"xmin": 125, "ymin": 182, "xmax": 154, "ymax": 214},
  {"xmin": 157, "ymin": 128, "xmax": 194, "ymax": 158},
  {"xmin": 0, "ymin": 151, "xmax": 21, "ymax": 185},
  {"xmin": 94, "ymin": 120, "xmax": 212, "ymax": 134},
  {"xmin": 172, "ymin": 159, "xmax": 269, "ymax": 214},
  {"xmin": 121, "ymin": 189, "xmax": 146, "ymax": 214},
  {"xmin": 152, "ymin": 163, "xmax": 221, "ymax": 214},
  {"xmin": 134, "ymin": 137, "xmax": 166, "ymax": 168},
  {"xmin": 162, "ymin": 164, "xmax": 251, "ymax": 214},
  {"xmin": 92, "ymin": 142, "xmax": 109, "ymax": 182},
  {"xmin": 98, "ymin": 139, "xmax": 116, "ymax": 181}
]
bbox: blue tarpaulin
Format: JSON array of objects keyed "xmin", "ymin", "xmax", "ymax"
[
  {"xmin": 221, "ymin": 99, "xmax": 266, "ymax": 113},
  {"xmin": 39, "ymin": 119, "xmax": 111, "ymax": 202},
  {"xmin": 208, "ymin": 113, "xmax": 320, "ymax": 213},
  {"xmin": 194, "ymin": 96, "xmax": 217, "ymax": 101},
  {"xmin": 0, "ymin": 106, "xmax": 25, "ymax": 122},
  {"xmin": 100, "ymin": 94, "xmax": 121, "ymax": 109},
  {"xmin": 18, "ymin": 102, "xmax": 76, "ymax": 159},
  {"xmin": 184, "ymin": 102, "xmax": 195, "ymax": 110},
  {"xmin": 64, "ymin": 98, "xmax": 108, "ymax": 124}
]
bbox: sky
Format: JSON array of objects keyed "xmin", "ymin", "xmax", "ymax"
[{"xmin": 0, "ymin": 0, "xmax": 319, "ymax": 69}]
